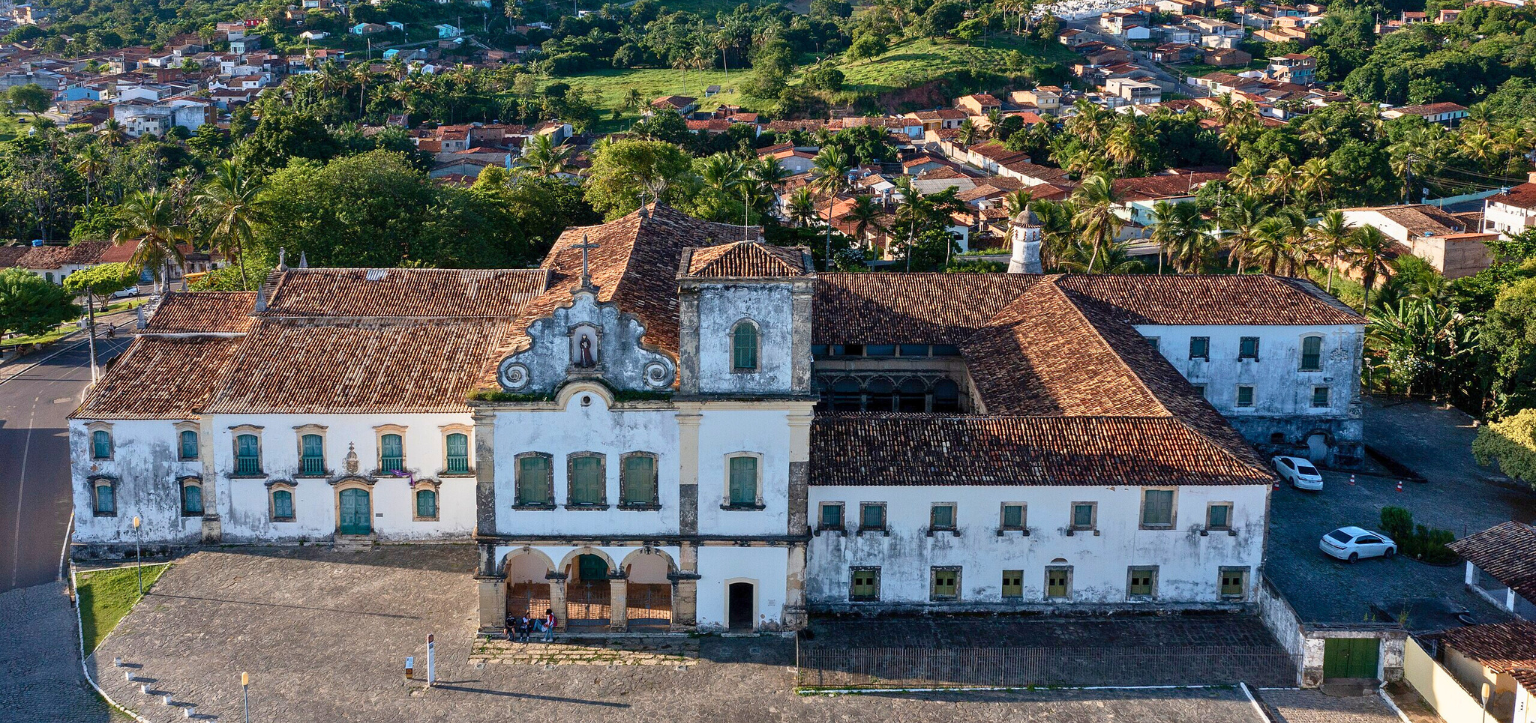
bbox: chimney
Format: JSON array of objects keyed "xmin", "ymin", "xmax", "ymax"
[{"xmin": 1528, "ymin": 171, "xmax": 1536, "ymax": 185}]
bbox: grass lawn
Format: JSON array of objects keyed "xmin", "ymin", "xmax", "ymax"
[
  {"xmin": 7, "ymin": 324, "xmax": 77, "ymax": 347},
  {"xmin": 77, "ymin": 564, "xmax": 169, "ymax": 654},
  {"xmin": 831, "ymin": 36, "xmax": 1077, "ymax": 96},
  {"xmin": 547, "ymin": 67, "xmax": 766, "ymax": 131}
]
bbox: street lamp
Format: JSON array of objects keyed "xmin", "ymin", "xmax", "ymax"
[
  {"xmin": 131, "ymin": 516, "xmax": 142, "ymax": 595},
  {"xmin": 241, "ymin": 672, "xmax": 250, "ymax": 723}
]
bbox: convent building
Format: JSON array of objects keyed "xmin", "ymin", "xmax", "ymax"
[{"xmin": 70, "ymin": 205, "xmax": 1364, "ymax": 634}]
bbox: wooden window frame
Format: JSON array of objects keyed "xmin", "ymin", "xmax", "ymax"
[
  {"xmin": 722, "ymin": 452, "xmax": 765, "ymax": 510},
  {"xmin": 90, "ymin": 476, "xmax": 117, "ymax": 517},
  {"xmin": 618, "ymin": 451, "xmax": 660, "ymax": 510},
  {"xmin": 1127, "ymin": 565, "xmax": 1158, "ymax": 600},
  {"xmin": 174, "ymin": 421, "xmax": 200, "ymax": 461},
  {"xmin": 1219, "ymin": 566, "xmax": 1249, "ymax": 600},
  {"xmin": 179, "ymin": 477, "xmax": 204, "ymax": 517},
  {"xmin": 928, "ymin": 502, "xmax": 957, "ymax": 535},
  {"xmin": 1238, "ymin": 336, "xmax": 1260, "ymax": 361},
  {"xmin": 929, "ymin": 566, "xmax": 961, "ymax": 602},
  {"xmin": 731, "ymin": 318, "xmax": 760, "ymax": 373},
  {"xmin": 817, "ymin": 502, "xmax": 845, "ymax": 533},
  {"xmin": 294, "ymin": 424, "xmax": 328, "ymax": 478},
  {"xmin": 1139, "ymin": 488, "xmax": 1177, "ymax": 530},
  {"xmin": 513, "ymin": 452, "xmax": 555, "ymax": 509},
  {"xmin": 566, "ymin": 451, "xmax": 608, "ymax": 510},
  {"xmin": 1311, "ymin": 386, "xmax": 1330, "ymax": 408},
  {"xmin": 1045, "ymin": 566, "xmax": 1073, "ymax": 601},
  {"xmin": 1299, "ymin": 335, "xmax": 1323, "ymax": 372},
  {"xmin": 374, "ymin": 424, "xmax": 408, "ymax": 475},
  {"xmin": 1188, "ymin": 336, "xmax": 1210, "ymax": 361},
  {"xmin": 87, "ymin": 422, "xmax": 114, "ymax": 461},
  {"xmin": 1235, "ymin": 385, "xmax": 1256, "ymax": 408},
  {"xmin": 858, "ymin": 502, "xmax": 887, "ymax": 534},
  {"xmin": 1001, "ymin": 569, "xmax": 1024, "ymax": 599},
  {"xmin": 230, "ymin": 425, "xmax": 265, "ymax": 477},
  {"xmin": 1206, "ymin": 501, "xmax": 1234, "ymax": 532},
  {"xmin": 849, "ymin": 566, "xmax": 881, "ymax": 602},
  {"xmin": 1069, "ymin": 501, "xmax": 1097, "ymax": 534},
  {"xmin": 412, "ymin": 480, "xmax": 440, "ymax": 522},
  {"xmin": 267, "ymin": 481, "xmax": 296, "ymax": 522},
  {"xmin": 439, "ymin": 424, "xmax": 473, "ymax": 477},
  {"xmin": 999, "ymin": 502, "xmax": 1027, "ymax": 533}
]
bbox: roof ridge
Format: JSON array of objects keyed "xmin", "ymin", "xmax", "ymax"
[{"xmin": 1044, "ymin": 278, "xmax": 1175, "ymax": 419}]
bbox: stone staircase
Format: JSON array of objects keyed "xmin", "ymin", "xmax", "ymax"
[{"xmin": 330, "ymin": 535, "xmax": 375, "ymax": 552}]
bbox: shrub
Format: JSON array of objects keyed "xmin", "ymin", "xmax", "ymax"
[{"xmin": 1379, "ymin": 506, "xmax": 1458, "ymax": 563}]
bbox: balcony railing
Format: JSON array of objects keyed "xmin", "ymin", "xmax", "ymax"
[
  {"xmin": 446, "ymin": 455, "xmax": 470, "ymax": 474},
  {"xmin": 235, "ymin": 456, "xmax": 262, "ymax": 476},
  {"xmin": 381, "ymin": 456, "xmax": 405, "ymax": 473},
  {"xmin": 300, "ymin": 456, "xmax": 325, "ymax": 477}
]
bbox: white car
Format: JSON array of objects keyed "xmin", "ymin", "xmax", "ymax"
[
  {"xmin": 1320, "ymin": 526, "xmax": 1397, "ymax": 563},
  {"xmin": 1272, "ymin": 455, "xmax": 1323, "ymax": 490},
  {"xmin": 111, "ymin": 287, "xmax": 140, "ymax": 299}
]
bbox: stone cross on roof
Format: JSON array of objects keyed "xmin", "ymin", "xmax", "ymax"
[{"xmin": 573, "ymin": 233, "xmax": 598, "ymax": 289}]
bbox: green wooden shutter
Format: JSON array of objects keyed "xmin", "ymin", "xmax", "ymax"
[
  {"xmin": 729, "ymin": 457, "xmax": 757, "ymax": 506},
  {"xmin": 182, "ymin": 484, "xmax": 202, "ymax": 515},
  {"xmin": 92, "ymin": 431, "xmax": 111, "ymax": 459},
  {"xmin": 733, "ymin": 323, "xmax": 758, "ymax": 371},
  {"xmin": 416, "ymin": 489, "xmax": 437, "ymax": 518},
  {"xmin": 446, "ymin": 433, "xmax": 469, "ymax": 474},
  {"xmin": 180, "ymin": 430, "xmax": 198, "ymax": 459},
  {"xmin": 572, "ymin": 456, "xmax": 603, "ymax": 505},
  {"xmin": 622, "ymin": 455, "xmax": 655, "ymax": 506}
]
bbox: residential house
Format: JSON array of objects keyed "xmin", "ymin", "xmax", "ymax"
[
  {"xmin": 1105, "ymin": 78, "xmax": 1163, "ymax": 107},
  {"xmin": 956, "ymin": 93, "xmax": 1002, "ymax": 117},
  {"xmin": 435, "ymin": 24, "xmax": 462, "ymax": 38},
  {"xmin": 1449, "ymin": 521, "xmax": 1536, "ymax": 621},
  {"xmin": 1379, "ymin": 102, "xmax": 1469, "ymax": 126},
  {"xmin": 1008, "ymin": 86, "xmax": 1061, "ymax": 114},
  {"xmin": 351, "ymin": 23, "xmax": 387, "ymax": 35},
  {"xmin": 1267, "ymin": 53, "xmax": 1315, "ymax": 85},
  {"xmin": 1423, "ymin": 622, "xmax": 1536, "ymax": 723},
  {"xmin": 1058, "ymin": 28, "xmax": 1105, "ymax": 47},
  {"xmin": 650, "ymin": 95, "xmax": 698, "ymax": 115},
  {"xmin": 1203, "ymin": 47, "xmax": 1252, "ymax": 67},
  {"xmin": 1482, "ymin": 175, "xmax": 1536, "ymax": 240},
  {"xmin": 1153, "ymin": 43, "xmax": 1202, "ymax": 63},
  {"xmin": 229, "ymin": 35, "xmax": 262, "ymax": 54},
  {"xmin": 1340, "ymin": 204, "xmax": 1494, "ymax": 279},
  {"xmin": 905, "ymin": 108, "xmax": 967, "ymax": 132}
]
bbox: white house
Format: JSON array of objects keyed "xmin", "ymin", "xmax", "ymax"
[
  {"xmin": 1482, "ymin": 176, "xmax": 1536, "ymax": 239},
  {"xmin": 71, "ymin": 205, "xmax": 1364, "ymax": 636}
]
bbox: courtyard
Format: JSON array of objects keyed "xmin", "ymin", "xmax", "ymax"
[
  {"xmin": 1265, "ymin": 399, "xmax": 1536, "ymax": 627},
  {"xmin": 86, "ymin": 545, "xmax": 1396, "ymax": 723}
]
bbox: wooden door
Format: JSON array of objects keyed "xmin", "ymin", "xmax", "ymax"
[
  {"xmin": 1323, "ymin": 638, "xmax": 1379, "ymax": 679},
  {"xmin": 338, "ymin": 488, "xmax": 371, "ymax": 535}
]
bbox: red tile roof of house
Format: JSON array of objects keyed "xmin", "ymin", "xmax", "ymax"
[
  {"xmin": 1448, "ymin": 521, "xmax": 1536, "ymax": 602},
  {"xmin": 682, "ymin": 242, "xmax": 810, "ymax": 279},
  {"xmin": 144, "ymin": 291, "xmax": 256, "ymax": 334},
  {"xmin": 1434, "ymin": 621, "xmax": 1536, "ymax": 672},
  {"xmin": 71, "ymin": 336, "xmax": 245, "ymax": 419},
  {"xmin": 1487, "ymin": 183, "xmax": 1536, "ymax": 211}
]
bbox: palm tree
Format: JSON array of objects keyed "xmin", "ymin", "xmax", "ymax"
[
  {"xmin": 1249, "ymin": 209, "xmax": 1308, "ymax": 276},
  {"xmin": 521, "ymin": 134, "xmax": 574, "ymax": 177},
  {"xmin": 700, "ymin": 154, "xmax": 744, "ymax": 205},
  {"xmin": 1030, "ymin": 199, "xmax": 1076, "ymax": 271},
  {"xmin": 623, "ymin": 88, "xmax": 643, "ymax": 114},
  {"xmin": 1308, "ymin": 210, "xmax": 1353, "ymax": 293},
  {"xmin": 112, "ymin": 189, "xmax": 190, "ymax": 293},
  {"xmin": 811, "ymin": 146, "xmax": 852, "ymax": 264},
  {"xmin": 787, "ymin": 186, "xmax": 819, "ymax": 228},
  {"xmin": 1104, "ymin": 124, "xmax": 1140, "ymax": 175},
  {"xmin": 1345, "ymin": 225, "xmax": 1394, "ymax": 311},
  {"xmin": 73, "ymin": 143, "xmax": 109, "ymax": 208},
  {"xmin": 1296, "ymin": 157, "xmax": 1332, "ymax": 208},
  {"xmin": 957, "ymin": 119, "xmax": 979, "ymax": 146},
  {"xmin": 1227, "ymin": 159, "xmax": 1268, "ymax": 199},
  {"xmin": 1220, "ymin": 195, "xmax": 1271, "ymax": 272},
  {"xmin": 97, "ymin": 118, "xmax": 127, "ymax": 147},
  {"xmin": 844, "ymin": 195, "xmax": 886, "ymax": 248},
  {"xmin": 1150, "ymin": 200, "xmax": 1211, "ymax": 274},
  {"xmin": 746, "ymin": 156, "xmax": 792, "ymax": 218},
  {"xmin": 195, "ymin": 161, "xmax": 263, "ymax": 290},
  {"xmin": 1266, "ymin": 158, "xmax": 1296, "ymax": 201},
  {"xmin": 1069, "ymin": 174, "xmax": 1121, "ymax": 273}
]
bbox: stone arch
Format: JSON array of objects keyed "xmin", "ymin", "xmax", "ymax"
[
  {"xmin": 620, "ymin": 547, "xmax": 677, "ymax": 630},
  {"xmin": 559, "ymin": 547, "xmax": 618, "ymax": 629},
  {"xmin": 502, "ymin": 546, "xmax": 557, "ymax": 581},
  {"xmin": 554, "ymin": 380, "xmax": 613, "ymax": 410},
  {"xmin": 620, "ymin": 547, "xmax": 677, "ymax": 583},
  {"xmin": 504, "ymin": 547, "xmax": 557, "ymax": 624},
  {"xmin": 557, "ymin": 546, "xmax": 617, "ymax": 579}
]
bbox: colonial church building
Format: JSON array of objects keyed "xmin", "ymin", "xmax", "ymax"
[{"xmin": 71, "ymin": 205, "xmax": 1363, "ymax": 634}]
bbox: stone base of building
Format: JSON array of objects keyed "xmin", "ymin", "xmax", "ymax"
[
  {"xmin": 808, "ymin": 601, "xmax": 1255, "ymax": 617},
  {"xmin": 1227, "ymin": 415, "xmax": 1364, "ymax": 469}
]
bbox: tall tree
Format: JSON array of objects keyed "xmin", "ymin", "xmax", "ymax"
[
  {"xmin": 112, "ymin": 189, "xmax": 189, "ymax": 292},
  {"xmin": 1069, "ymin": 174, "xmax": 1120, "ymax": 273},
  {"xmin": 196, "ymin": 161, "xmax": 263, "ymax": 290},
  {"xmin": 810, "ymin": 146, "xmax": 852, "ymax": 265},
  {"xmin": 0, "ymin": 268, "xmax": 78, "ymax": 338},
  {"xmin": 1344, "ymin": 225, "xmax": 1394, "ymax": 311}
]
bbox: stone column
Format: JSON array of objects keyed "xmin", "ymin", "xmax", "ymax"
[
  {"xmin": 198, "ymin": 417, "xmax": 222, "ymax": 544},
  {"xmin": 609, "ymin": 579, "xmax": 628, "ymax": 633},
  {"xmin": 672, "ymin": 543, "xmax": 699, "ymax": 631},
  {"xmin": 677, "ymin": 409, "xmax": 701, "ymax": 535},
  {"xmin": 782, "ymin": 542, "xmax": 808, "ymax": 630},
  {"xmin": 476, "ymin": 574, "xmax": 507, "ymax": 634},
  {"xmin": 472, "ymin": 409, "xmax": 497, "ymax": 536},
  {"xmin": 786, "ymin": 411, "xmax": 813, "ymax": 537},
  {"xmin": 549, "ymin": 576, "xmax": 569, "ymax": 632}
]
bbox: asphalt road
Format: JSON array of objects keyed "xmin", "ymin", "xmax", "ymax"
[{"xmin": 0, "ymin": 331, "xmax": 132, "ymax": 593}]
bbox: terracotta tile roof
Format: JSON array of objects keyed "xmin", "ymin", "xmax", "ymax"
[
  {"xmin": 71, "ymin": 336, "xmax": 244, "ymax": 419},
  {"xmin": 1434, "ymin": 621, "xmax": 1536, "ymax": 672},
  {"xmin": 1388, "ymin": 102, "xmax": 1468, "ymax": 116},
  {"xmin": 1056, "ymin": 275, "xmax": 1364, "ymax": 325},
  {"xmin": 1111, "ymin": 172, "xmax": 1227, "ymax": 201},
  {"xmin": 144, "ymin": 291, "xmax": 255, "ymax": 333},
  {"xmin": 16, "ymin": 242, "xmax": 109, "ymax": 269},
  {"xmin": 811, "ymin": 414, "xmax": 1272, "ymax": 486},
  {"xmin": 682, "ymin": 242, "xmax": 810, "ymax": 278},
  {"xmin": 260, "ymin": 268, "xmax": 549, "ymax": 318},
  {"xmin": 813, "ymin": 273, "xmax": 1042, "ymax": 345},
  {"xmin": 0, "ymin": 245, "xmax": 30, "ymax": 268},
  {"xmin": 1488, "ymin": 183, "xmax": 1536, "ymax": 211},
  {"xmin": 205, "ymin": 319, "xmax": 514, "ymax": 414},
  {"xmin": 1448, "ymin": 521, "xmax": 1536, "ymax": 602}
]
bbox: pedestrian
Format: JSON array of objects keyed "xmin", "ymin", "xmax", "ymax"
[
  {"xmin": 542, "ymin": 608, "xmax": 556, "ymax": 642},
  {"xmin": 518, "ymin": 614, "xmax": 532, "ymax": 643}
]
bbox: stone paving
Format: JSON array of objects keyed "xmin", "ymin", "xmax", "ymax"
[
  {"xmin": 469, "ymin": 638, "xmax": 699, "ymax": 666},
  {"xmin": 0, "ymin": 581, "xmax": 112, "ymax": 722},
  {"xmin": 1259, "ymin": 688, "xmax": 1405, "ymax": 723},
  {"xmin": 1265, "ymin": 398, "xmax": 1536, "ymax": 627}
]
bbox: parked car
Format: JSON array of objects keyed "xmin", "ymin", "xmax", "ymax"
[
  {"xmin": 1272, "ymin": 455, "xmax": 1323, "ymax": 490},
  {"xmin": 1320, "ymin": 526, "xmax": 1397, "ymax": 562},
  {"xmin": 111, "ymin": 286, "xmax": 140, "ymax": 299}
]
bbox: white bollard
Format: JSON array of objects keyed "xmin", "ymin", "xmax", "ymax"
[
  {"xmin": 184, "ymin": 705, "xmax": 195, "ymax": 718},
  {"xmin": 113, "ymin": 657, "xmax": 123, "ymax": 667},
  {"xmin": 163, "ymin": 694, "xmax": 173, "ymax": 706},
  {"xmin": 140, "ymin": 684, "xmax": 149, "ymax": 695},
  {"xmin": 125, "ymin": 671, "xmax": 135, "ymax": 682}
]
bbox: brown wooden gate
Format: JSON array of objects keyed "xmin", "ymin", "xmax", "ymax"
[
  {"xmin": 626, "ymin": 583, "xmax": 672, "ymax": 629},
  {"xmin": 566, "ymin": 580, "xmax": 611, "ymax": 626},
  {"xmin": 506, "ymin": 582, "xmax": 551, "ymax": 622}
]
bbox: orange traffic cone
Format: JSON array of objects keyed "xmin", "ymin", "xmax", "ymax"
[
  {"xmin": 1395, "ymin": 480, "xmax": 1403, "ymax": 492},
  {"xmin": 1349, "ymin": 475, "xmax": 1356, "ymax": 486}
]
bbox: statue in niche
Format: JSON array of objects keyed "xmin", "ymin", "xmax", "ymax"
[{"xmin": 578, "ymin": 335, "xmax": 596, "ymax": 368}]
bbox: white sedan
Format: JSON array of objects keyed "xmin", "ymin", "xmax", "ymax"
[
  {"xmin": 1273, "ymin": 455, "xmax": 1324, "ymax": 490},
  {"xmin": 1320, "ymin": 526, "xmax": 1398, "ymax": 563}
]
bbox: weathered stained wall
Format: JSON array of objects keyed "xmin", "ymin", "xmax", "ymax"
[
  {"xmin": 696, "ymin": 545, "xmax": 789, "ymax": 630},
  {"xmin": 693, "ymin": 283, "xmax": 798, "ymax": 395},
  {"xmin": 72, "ymin": 419, "xmax": 205, "ymax": 545},
  {"xmin": 497, "ymin": 289, "xmax": 676, "ymax": 394},
  {"xmin": 806, "ymin": 484, "xmax": 1269, "ymax": 609}
]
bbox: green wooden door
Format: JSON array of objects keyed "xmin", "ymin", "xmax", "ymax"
[
  {"xmin": 1323, "ymin": 638, "xmax": 1379, "ymax": 679},
  {"xmin": 339, "ymin": 488, "xmax": 371, "ymax": 535},
  {"xmin": 577, "ymin": 554, "xmax": 607, "ymax": 582}
]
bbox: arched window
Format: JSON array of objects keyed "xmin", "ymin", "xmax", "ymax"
[
  {"xmin": 235, "ymin": 434, "xmax": 261, "ymax": 475},
  {"xmin": 932, "ymin": 379, "xmax": 962, "ymax": 413},
  {"xmin": 300, "ymin": 434, "xmax": 325, "ymax": 476},
  {"xmin": 897, "ymin": 378, "xmax": 928, "ymax": 413},
  {"xmin": 831, "ymin": 379, "xmax": 863, "ymax": 412},
  {"xmin": 380, "ymin": 433, "xmax": 404, "ymax": 472},
  {"xmin": 732, "ymin": 320, "xmax": 759, "ymax": 372},
  {"xmin": 445, "ymin": 433, "xmax": 469, "ymax": 474},
  {"xmin": 92, "ymin": 478, "xmax": 115, "ymax": 517},
  {"xmin": 179, "ymin": 430, "xmax": 199, "ymax": 460},
  {"xmin": 415, "ymin": 488, "xmax": 438, "ymax": 520},
  {"xmin": 270, "ymin": 487, "xmax": 295, "ymax": 521},
  {"xmin": 181, "ymin": 479, "xmax": 203, "ymax": 516},
  {"xmin": 865, "ymin": 378, "xmax": 895, "ymax": 412},
  {"xmin": 91, "ymin": 430, "xmax": 113, "ymax": 459},
  {"xmin": 1300, "ymin": 336, "xmax": 1323, "ymax": 371}
]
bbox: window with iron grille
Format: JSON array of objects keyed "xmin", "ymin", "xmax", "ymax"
[
  {"xmin": 859, "ymin": 503, "xmax": 886, "ymax": 532},
  {"xmin": 1312, "ymin": 386, "xmax": 1330, "ymax": 408},
  {"xmin": 819, "ymin": 503, "xmax": 844, "ymax": 530},
  {"xmin": 1236, "ymin": 385, "xmax": 1255, "ymax": 407}
]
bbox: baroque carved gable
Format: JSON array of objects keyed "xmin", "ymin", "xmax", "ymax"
[{"xmin": 497, "ymin": 289, "xmax": 675, "ymax": 394}]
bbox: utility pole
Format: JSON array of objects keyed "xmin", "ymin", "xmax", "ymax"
[
  {"xmin": 1403, "ymin": 153, "xmax": 1416, "ymax": 205},
  {"xmin": 132, "ymin": 516, "xmax": 142, "ymax": 595}
]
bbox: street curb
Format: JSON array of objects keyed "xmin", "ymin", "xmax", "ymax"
[{"xmin": 70, "ymin": 563, "xmax": 153, "ymax": 723}]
